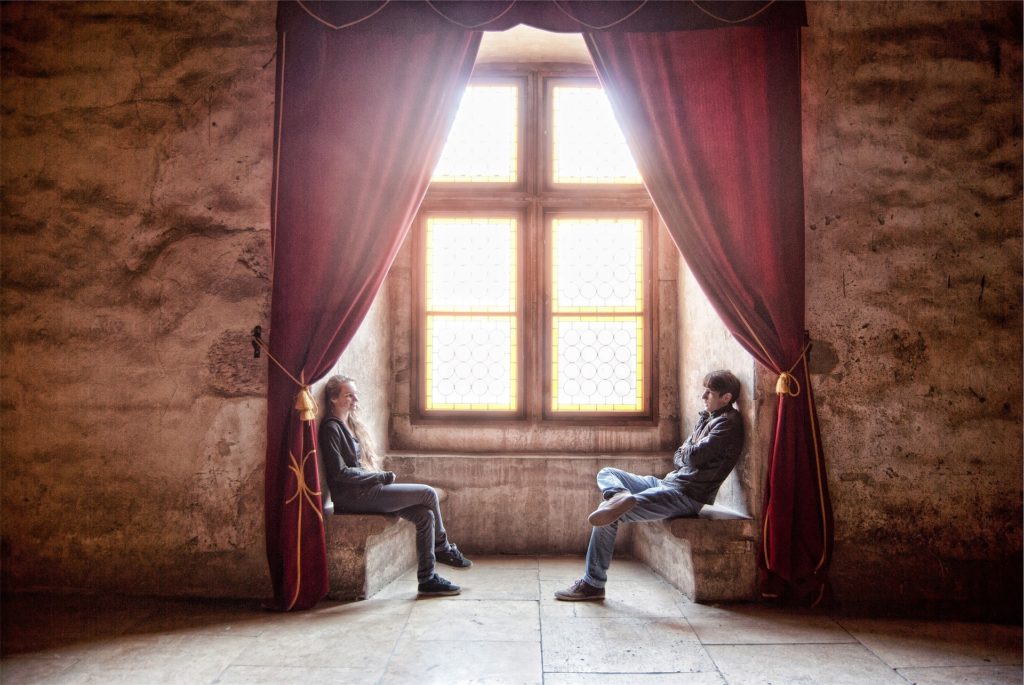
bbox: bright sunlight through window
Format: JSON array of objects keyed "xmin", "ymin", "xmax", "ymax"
[
  {"xmin": 420, "ymin": 72, "xmax": 652, "ymax": 418},
  {"xmin": 432, "ymin": 85, "xmax": 518, "ymax": 183},
  {"xmin": 552, "ymin": 86, "xmax": 642, "ymax": 185}
]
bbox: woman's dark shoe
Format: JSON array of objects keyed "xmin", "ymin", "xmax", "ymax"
[
  {"xmin": 436, "ymin": 543, "xmax": 472, "ymax": 568},
  {"xmin": 417, "ymin": 574, "xmax": 461, "ymax": 596}
]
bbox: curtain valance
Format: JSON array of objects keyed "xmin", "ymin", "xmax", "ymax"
[{"xmin": 278, "ymin": 1, "xmax": 806, "ymax": 34}]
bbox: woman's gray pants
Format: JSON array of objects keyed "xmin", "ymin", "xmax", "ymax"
[{"xmin": 339, "ymin": 483, "xmax": 450, "ymax": 583}]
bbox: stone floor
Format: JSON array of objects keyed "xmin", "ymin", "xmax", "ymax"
[{"xmin": 2, "ymin": 556, "xmax": 1021, "ymax": 684}]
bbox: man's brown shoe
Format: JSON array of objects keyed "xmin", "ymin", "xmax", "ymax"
[
  {"xmin": 588, "ymin": 491, "xmax": 637, "ymax": 526},
  {"xmin": 554, "ymin": 578, "xmax": 605, "ymax": 602}
]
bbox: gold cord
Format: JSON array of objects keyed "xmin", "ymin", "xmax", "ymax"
[
  {"xmin": 271, "ymin": 32, "xmax": 285, "ymax": 265},
  {"xmin": 689, "ymin": 0, "xmax": 777, "ymax": 25},
  {"xmin": 252, "ymin": 334, "xmax": 319, "ymax": 421},
  {"xmin": 284, "ymin": 448, "xmax": 324, "ymax": 611},
  {"xmin": 775, "ymin": 341, "xmax": 812, "ymax": 397},
  {"xmin": 285, "ymin": 449, "xmax": 324, "ymax": 518},
  {"xmin": 296, "ymin": 0, "xmax": 391, "ymax": 30},
  {"xmin": 424, "ymin": 0, "xmax": 518, "ymax": 29},
  {"xmin": 804, "ymin": 352, "xmax": 829, "ymax": 573},
  {"xmin": 551, "ymin": 0, "xmax": 649, "ymax": 30},
  {"xmin": 294, "ymin": 0, "xmax": 777, "ymax": 33}
]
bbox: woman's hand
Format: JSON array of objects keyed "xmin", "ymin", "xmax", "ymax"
[{"xmin": 381, "ymin": 471, "xmax": 397, "ymax": 485}]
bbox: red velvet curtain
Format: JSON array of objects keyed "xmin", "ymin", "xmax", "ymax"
[
  {"xmin": 585, "ymin": 28, "xmax": 834, "ymax": 603},
  {"xmin": 265, "ymin": 18, "xmax": 479, "ymax": 610}
]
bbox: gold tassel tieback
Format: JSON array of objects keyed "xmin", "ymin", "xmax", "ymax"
[
  {"xmin": 776, "ymin": 340, "xmax": 813, "ymax": 397},
  {"xmin": 776, "ymin": 372, "xmax": 800, "ymax": 397},
  {"xmin": 251, "ymin": 330, "xmax": 320, "ymax": 423},
  {"xmin": 294, "ymin": 387, "xmax": 319, "ymax": 422}
]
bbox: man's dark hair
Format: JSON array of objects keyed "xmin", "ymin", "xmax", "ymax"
[{"xmin": 703, "ymin": 370, "xmax": 741, "ymax": 405}]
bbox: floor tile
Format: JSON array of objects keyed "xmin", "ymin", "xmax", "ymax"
[
  {"xmin": 542, "ymin": 616, "xmax": 714, "ymax": 673},
  {"xmin": 466, "ymin": 555, "xmax": 540, "ymax": 571},
  {"xmin": 538, "ymin": 556, "xmax": 589, "ymax": 581},
  {"xmin": 681, "ymin": 601, "xmax": 853, "ymax": 644},
  {"xmin": 52, "ymin": 633, "xmax": 253, "ymax": 684},
  {"xmin": 538, "ymin": 556, "xmax": 656, "ymax": 582},
  {"xmin": 838, "ymin": 618, "xmax": 1023, "ymax": 668},
  {"xmin": 0, "ymin": 655, "xmax": 80, "ymax": 684},
  {"xmin": 571, "ymin": 579, "xmax": 686, "ymax": 619},
  {"xmin": 397, "ymin": 555, "xmax": 538, "ymax": 581},
  {"xmin": 707, "ymin": 643, "xmax": 912, "ymax": 685},
  {"xmin": 539, "ymin": 578, "xmax": 686, "ymax": 620},
  {"xmin": 403, "ymin": 599, "xmax": 539, "ymax": 641},
  {"xmin": 539, "ymin": 580, "xmax": 586, "ymax": 618},
  {"xmin": 3, "ymin": 558, "xmax": 1021, "ymax": 685},
  {"xmin": 126, "ymin": 597, "xmax": 271, "ymax": 639},
  {"xmin": 1, "ymin": 594, "xmax": 163, "ymax": 657},
  {"xmin": 372, "ymin": 577, "xmax": 421, "ymax": 598},
  {"xmin": 544, "ymin": 673, "xmax": 725, "ymax": 685},
  {"xmin": 378, "ymin": 570, "xmax": 539, "ymax": 601},
  {"xmin": 230, "ymin": 600, "xmax": 410, "ymax": 670},
  {"xmin": 382, "ymin": 636, "xmax": 542, "ymax": 684},
  {"xmin": 895, "ymin": 665, "xmax": 1024, "ymax": 685},
  {"xmin": 214, "ymin": 664, "xmax": 385, "ymax": 684}
]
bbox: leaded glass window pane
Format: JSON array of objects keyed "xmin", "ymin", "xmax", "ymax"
[
  {"xmin": 551, "ymin": 86, "xmax": 642, "ymax": 185},
  {"xmin": 551, "ymin": 317, "xmax": 643, "ymax": 411},
  {"xmin": 426, "ymin": 217, "xmax": 516, "ymax": 313},
  {"xmin": 550, "ymin": 215, "xmax": 645, "ymax": 413},
  {"xmin": 551, "ymin": 218, "xmax": 643, "ymax": 312},
  {"xmin": 424, "ymin": 215, "xmax": 518, "ymax": 412},
  {"xmin": 432, "ymin": 85, "xmax": 518, "ymax": 183},
  {"xmin": 425, "ymin": 316, "xmax": 518, "ymax": 411}
]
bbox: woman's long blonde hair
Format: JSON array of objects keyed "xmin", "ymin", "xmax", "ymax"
[{"xmin": 321, "ymin": 374, "xmax": 381, "ymax": 471}]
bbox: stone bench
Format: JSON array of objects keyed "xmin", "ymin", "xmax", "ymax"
[
  {"xmin": 322, "ymin": 488, "xmax": 447, "ymax": 601},
  {"xmin": 631, "ymin": 503, "xmax": 757, "ymax": 602}
]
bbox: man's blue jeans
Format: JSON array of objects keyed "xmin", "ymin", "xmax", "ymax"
[{"xmin": 583, "ymin": 467, "xmax": 702, "ymax": 588}]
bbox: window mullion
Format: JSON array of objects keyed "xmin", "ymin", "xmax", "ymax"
[
  {"xmin": 415, "ymin": 65, "xmax": 656, "ymax": 423},
  {"xmin": 523, "ymin": 200, "xmax": 541, "ymax": 421}
]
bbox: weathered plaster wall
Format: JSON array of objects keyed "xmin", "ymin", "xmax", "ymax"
[
  {"xmin": 387, "ymin": 453, "xmax": 661, "ymax": 555},
  {"xmin": 802, "ymin": 1, "xmax": 1022, "ymax": 615},
  {"xmin": 1, "ymin": 2, "xmax": 278, "ymax": 596}
]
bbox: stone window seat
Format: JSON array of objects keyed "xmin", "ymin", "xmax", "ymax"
[
  {"xmin": 631, "ymin": 503, "xmax": 757, "ymax": 602},
  {"xmin": 379, "ymin": 452, "xmax": 759, "ymax": 603},
  {"xmin": 321, "ymin": 498, "xmax": 757, "ymax": 603},
  {"xmin": 321, "ymin": 489, "xmax": 447, "ymax": 601}
]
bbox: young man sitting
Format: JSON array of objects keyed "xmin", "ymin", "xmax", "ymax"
[{"xmin": 555, "ymin": 369, "xmax": 745, "ymax": 601}]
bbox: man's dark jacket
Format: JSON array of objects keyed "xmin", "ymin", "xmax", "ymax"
[{"xmin": 663, "ymin": 405, "xmax": 744, "ymax": 505}]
